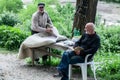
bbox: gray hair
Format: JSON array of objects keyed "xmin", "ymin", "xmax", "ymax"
[{"xmin": 85, "ymin": 22, "xmax": 95, "ymax": 30}]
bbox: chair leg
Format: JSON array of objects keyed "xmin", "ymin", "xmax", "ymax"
[
  {"xmin": 69, "ymin": 64, "xmax": 72, "ymax": 80},
  {"xmin": 81, "ymin": 64, "xmax": 87, "ymax": 80},
  {"xmin": 91, "ymin": 62, "xmax": 97, "ymax": 80},
  {"xmin": 32, "ymin": 49, "xmax": 35, "ymax": 66}
]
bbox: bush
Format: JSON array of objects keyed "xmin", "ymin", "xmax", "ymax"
[
  {"xmin": 18, "ymin": 4, "xmax": 36, "ymax": 22},
  {"xmin": 33, "ymin": 0, "xmax": 58, "ymax": 5},
  {"xmin": 96, "ymin": 25, "xmax": 120, "ymax": 53},
  {"xmin": 46, "ymin": 3, "xmax": 74, "ymax": 37},
  {"xmin": 96, "ymin": 53, "xmax": 120, "ymax": 80},
  {"xmin": 0, "ymin": 25, "xmax": 30, "ymax": 50},
  {"xmin": 0, "ymin": 11, "xmax": 20, "ymax": 26},
  {"xmin": 0, "ymin": 0, "xmax": 23, "ymax": 13}
]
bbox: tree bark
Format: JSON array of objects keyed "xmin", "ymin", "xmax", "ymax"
[{"xmin": 72, "ymin": 0, "xmax": 98, "ymax": 36}]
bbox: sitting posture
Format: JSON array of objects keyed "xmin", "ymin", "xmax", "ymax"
[
  {"xmin": 31, "ymin": 2, "xmax": 59, "ymax": 64},
  {"xmin": 54, "ymin": 22, "xmax": 100, "ymax": 80}
]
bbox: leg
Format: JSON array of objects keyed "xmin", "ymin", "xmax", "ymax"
[
  {"xmin": 57, "ymin": 51, "xmax": 75, "ymax": 71},
  {"xmin": 42, "ymin": 47, "xmax": 50, "ymax": 64},
  {"xmin": 69, "ymin": 64, "xmax": 72, "ymax": 80},
  {"xmin": 31, "ymin": 30, "xmax": 40, "ymax": 64},
  {"xmin": 69, "ymin": 56, "xmax": 84, "ymax": 64},
  {"xmin": 42, "ymin": 55, "xmax": 48, "ymax": 63},
  {"xmin": 55, "ymin": 51, "xmax": 75, "ymax": 80}
]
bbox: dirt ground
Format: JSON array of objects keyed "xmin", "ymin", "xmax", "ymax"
[
  {"xmin": 0, "ymin": 1, "xmax": 120, "ymax": 80},
  {"xmin": 0, "ymin": 54, "xmax": 62, "ymax": 80},
  {"xmin": 0, "ymin": 53, "xmax": 95, "ymax": 80}
]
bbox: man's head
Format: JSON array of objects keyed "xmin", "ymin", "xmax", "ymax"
[
  {"xmin": 84, "ymin": 22, "xmax": 95, "ymax": 35},
  {"xmin": 38, "ymin": 3, "xmax": 45, "ymax": 13}
]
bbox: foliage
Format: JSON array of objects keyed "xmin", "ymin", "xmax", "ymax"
[
  {"xmin": 33, "ymin": 0, "xmax": 58, "ymax": 5},
  {"xmin": 95, "ymin": 53, "xmax": 120, "ymax": 80},
  {"xmin": 50, "ymin": 3, "xmax": 74, "ymax": 37},
  {"xmin": 95, "ymin": 13, "xmax": 102, "ymax": 26},
  {"xmin": 18, "ymin": 4, "xmax": 36, "ymax": 22},
  {"xmin": 51, "ymin": 48, "xmax": 62, "ymax": 55},
  {"xmin": 0, "ymin": 11, "xmax": 20, "ymax": 26},
  {"xmin": 96, "ymin": 24, "xmax": 120, "ymax": 53},
  {"xmin": 0, "ymin": 26, "xmax": 30, "ymax": 50},
  {"xmin": 0, "ymin": 0, "xmax": 23, "ymax": 13}
]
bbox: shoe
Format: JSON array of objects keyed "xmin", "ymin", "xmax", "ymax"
[{"xmin": 53, "ymin": 72, "xmax": 63, "ymax": 77}]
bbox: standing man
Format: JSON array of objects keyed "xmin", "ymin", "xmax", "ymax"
[
  {"xmin": 53, "ymin": 22, "xmax": 100, "ymax": 80},
  {"xmin": 31, "ymin": 3, "xmax": 59, "ymax": 64}
]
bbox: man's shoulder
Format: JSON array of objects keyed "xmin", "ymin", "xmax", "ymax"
[
  {"xmin": 32, "ymin": 11, "xmax": 39, "ymax": 17},
  {"xmin": 95, "ymin": 33, "xmax": 100, "ymax": 39},
  {"xmin": 44, "ymin": 11, "xmax": 49, "ymax": 15}
]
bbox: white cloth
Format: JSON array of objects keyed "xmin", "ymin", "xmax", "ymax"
[{"xmin": 18, "ymin": 32, "xmax": 67, "ymax": 59}]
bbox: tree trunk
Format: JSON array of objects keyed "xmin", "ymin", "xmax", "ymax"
[{"xmin": 72, "ymin": 0, "xmax": 98, "ymax": 36}]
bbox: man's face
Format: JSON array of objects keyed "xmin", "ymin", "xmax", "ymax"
[
  {"xmin": 84, "ymin": 25, "xmax": 94, "ymax": 35},
  {"xmin": 38, "ymin": 5, "xmax": 44, "ymax": 13}
]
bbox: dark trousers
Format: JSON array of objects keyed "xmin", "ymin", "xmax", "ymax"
[
  {"xmin": 31, "ymin": 30, "xmax": 48, "ymax": 62},
  {"xmin": 57, "ymin": 50, "xmax": 84, "ymax": 80}
]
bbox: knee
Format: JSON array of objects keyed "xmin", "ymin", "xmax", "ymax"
[
  {"xmin": 62, "ymin": 51, "xmax": 68, "ymax": 57},
  {"xmin": 63, "ymin": 50, "xmax": 72, "ymax": 56}
]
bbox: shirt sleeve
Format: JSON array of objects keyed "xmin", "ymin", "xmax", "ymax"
[
  {"xmin": 73, "ymin": 34, "xmax": 85, "ymax": 48},
  {"xmin": 46, "ymin": 13, "xmax": 53, "ymax": 26}
]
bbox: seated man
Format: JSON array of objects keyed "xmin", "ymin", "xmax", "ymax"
[
  {"xmin": 53, "ymin": 22, "xmax": 100, "ymax": 80},
  {"xmin": 31, "ymin": 3, "xmax": 59, "ymax": 64}
]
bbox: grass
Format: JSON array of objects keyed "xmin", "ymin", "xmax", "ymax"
[{"xmin": 0, "ymin": 48, "xmax": 18, "ymax": 54}]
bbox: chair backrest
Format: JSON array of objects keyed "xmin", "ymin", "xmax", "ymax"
[{"xmin": 85, "ymin": 54, "xmax": 93, "ymax": 63}]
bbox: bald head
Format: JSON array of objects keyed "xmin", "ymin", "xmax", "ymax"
[{"xmin": 84, "ymin": 22, "xmax": 95, "ymax": 35}]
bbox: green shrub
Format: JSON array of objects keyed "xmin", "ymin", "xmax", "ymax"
[
  {"xmin": 33, "ymin": 0, "xmax": 58, "ymax": 5},
  {"xmin": 47, "ymin": 3, "xmax": 74, "ymax": 37},
  {"xmin": 96, "ymin": 25, "xmax": 120, "ymax": 53},
  {"xmin": 0, "ymin": 0, "xmax": 23, "ymax": 13},
  {"xmin": 18, "ymin": 4, "xmax": 36, "ymax": 22},
  {"xmin": 96, "ymin": 53, "xmax": 120, "ymax": 80},
  {"xmin": 0, "ymin": 25, "xmax": 30, "ymax": 50},
  {"xmin": 0, "ymin": 11, "xmax": 20, "ymax": 26}
]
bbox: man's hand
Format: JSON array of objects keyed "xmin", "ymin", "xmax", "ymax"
[
  {"xmin": 74, "ymin": 46, "xmax": 83, "ymax": 55},
  {"xmin": 74, "ymin": 49, "xmax": 80, "ymax": 55},
  {"xmin": 46, "ymin": 27, "xmax": 53, "ymax": 33}
]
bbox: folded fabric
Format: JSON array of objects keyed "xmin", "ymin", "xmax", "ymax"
[{"xmin": 18, "ymin": 32, "xmax": 67, "ymax": 59}]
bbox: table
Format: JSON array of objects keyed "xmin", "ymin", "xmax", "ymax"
[{"xmin": 31, "ymin": 41, "xmax": 73, "ymax": 66}]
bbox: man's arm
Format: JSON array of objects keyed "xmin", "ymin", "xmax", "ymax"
[
  {"xmin": 73, "ymin": 34, "xmax": 85, "ymax": 48},
  {"xmin": 46, "ymin": 13, "xmax": 53, "ymax": 25}
]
